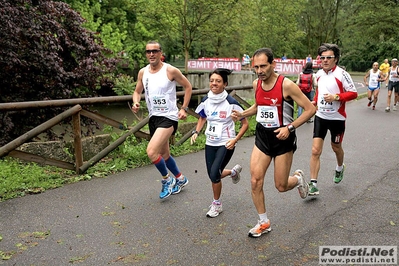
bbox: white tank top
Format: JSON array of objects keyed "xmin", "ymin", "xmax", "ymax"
[
  {"xmin": 368, "ymin": 70, "xmax": 380, "ymax": 88},
  {"xmin": 389, "ymin": 67, "xmax": 399, "ymax": 82},
  {"xmin": 143, "ymin": 63, "xmax": 178, "ymax": 121}
]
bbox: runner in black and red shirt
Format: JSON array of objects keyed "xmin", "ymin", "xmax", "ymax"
[{"xmin": 232, "ymin": 48, "xmax": 315, "ymax": 238}]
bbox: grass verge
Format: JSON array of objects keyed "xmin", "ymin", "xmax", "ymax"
[{"xmin": 0, "ymin": 114, "xmax": 257, "ymax": 202}]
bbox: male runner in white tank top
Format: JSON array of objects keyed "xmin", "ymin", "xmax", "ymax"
[
  {"xmin": 132, "ymin": 41, "xmax": 192, "ymax": 199},
  {"xmin": 385, "ymin": 58, "xmax": 399, "ymax": 112},
  {"xmin": 364, "ymin": 62, "xmax": 384, "ymax": 110}
]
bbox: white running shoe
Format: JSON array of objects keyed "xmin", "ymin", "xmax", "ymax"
[
  {"xmin": 295, "ymin": 169, "xmax": 309, "ymax": 199},
  {"xmin": 206, "ymin": 202, "xmax": 223, "ymax": 218},
  {"xmin": 248, "ymin": 220, "xmax": 271, "ymax": 238},
  {"xmin": 231, "ymin": 164, "xmax": 242, "ymax": 184}
]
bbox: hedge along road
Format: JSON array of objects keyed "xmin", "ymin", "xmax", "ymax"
[{"xmin": 0, "ymin": 78, "xmax": 398, "ymax": 265}]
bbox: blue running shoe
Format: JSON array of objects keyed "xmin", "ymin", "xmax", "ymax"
[
  {"xmin": 159, "ymin": 177, "xmax": 176, "ymax": 199},
  {"xmin": 172, "ymin": 176, "xmax": 189, "ymax": 195}
]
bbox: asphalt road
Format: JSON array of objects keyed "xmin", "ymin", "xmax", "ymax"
[{"xmin": 0, "ymin": 82, "xmax": 398, "ymax": 266}]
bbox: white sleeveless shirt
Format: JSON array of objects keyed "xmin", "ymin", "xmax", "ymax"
[
  {"xmin": 143, "ymin": 63, "xmax": 179, "ymax": 121},
  {"xmin": 389, "ymin": 66, "xmax": 399, "ymax": 82},
  {"xmin": 368, "ymin": 69, "xmax": 381, "ymax": 88}
]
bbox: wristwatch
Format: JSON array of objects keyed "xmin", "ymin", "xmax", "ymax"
[
  {"xmin": 182, "ymin": 107, "xmax": 189, "ymax": 112},
  {"xmin": 334, "ymin": 94, "xmax": 340, "ymax": 101},
  {"xmin": 287, "ymin": 124, "xmax": 295, "ymax": 133},
  {"xmin": 191, "ymin": 130, "xmax": 199, "ymax": 135}
]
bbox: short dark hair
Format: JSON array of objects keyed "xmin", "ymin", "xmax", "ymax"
[
  {"xmin": 253, "ymin": 48, "xmax": 274, "ymax": 64},
  {"xmin": 318, "ymin": 43, "xmax": 340, "ymax": 64},
  {"xmin": 209, "ymin": 68, "xmax": 233, "ymax": 84},
  {"xmin": 147, "ymin": 41, "xmax": 162, "ymax": 51},
  {"xmin": 303, "ymin": 62, "xmax": 313, "ymax": 71}
]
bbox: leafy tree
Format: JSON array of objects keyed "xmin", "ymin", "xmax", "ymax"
[
  {"xmin": 137, "ymin": 0, "xmax": 240, "ymax": 73},
  {"xmin": 62, "ymin": 0, "xmax": 153, "ymax": 79},
  {"xmin": 0, "ymin": 0, "xmax": 118, "ymax": 146},
  {"xmin": 339, "ymin": 0, "xmax": 399, "ymax": 71},
  {"xmin": 244, "ymin": 0, "xmax": 305, "ymax": 59},
  {"xmin": 197, "ymin": 0, "xmax": 246, "ymax": 58},
  {"xmin": 297, "ymin": 0, "xmax": 346, "ymax": 58}
]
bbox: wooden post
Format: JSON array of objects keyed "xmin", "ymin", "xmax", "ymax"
[
  {"xmin": 0, "ymin": 105, "xmax": 82, "ymax": 157},
  {"xmin": 72, "ymin": 112, "xmax": 83, "ymax": 172}
]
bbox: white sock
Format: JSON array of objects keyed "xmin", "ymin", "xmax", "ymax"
[
  {"xmin": 259, "ymin": 213, "xmax": 268, "ymax": 222},
  {"xmin": 162, "ymin": 174, "xmax": 170, "ymax": 182},
  {"xmin": 336, "ymin": 165, "xmax": 344, "ymax": 172},
  {"xmin": 213, "ymin": 199, "xmax": 221, "ymax": 205},
  {"xmin": 296, "ymin": 175, "xmax": 302, "ymax": 186},
  {"xmin": 231, "ymin": 168, "xmax": 236, "ymax": 177}
]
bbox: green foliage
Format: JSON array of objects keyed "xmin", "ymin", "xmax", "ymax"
[
  {"xmin": 60, "ymin": 0, "xmax": 399, "ymax": 72},
  {"xmin": 247, "ymin": 0, "xmax": 305, "ymax": 58},
  {"xmin": 113, "ymin": 74, "xmax": 136, "ymax": 96},
  {"xmin": 0, "ymin": 0, "xmax": 118, "ymax": 145},
  {"xmin": 0, "ymin": 108, "xmax": 258, "ymax": 202},
  {"xmin": 64, "ymin": 0, "xmax": 149, "ymax": 74},
  {"xmin": 339, "ymin": 0, "xmax": 399, "ymax": 71},
  {"xmin": 0, "ymin": 158, "xmax": 73, "ymax": 201}
]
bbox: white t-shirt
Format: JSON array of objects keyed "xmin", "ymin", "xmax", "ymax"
[{"xmin": 195, "ymin": 91, "xmax": 244, "ymax": 146}]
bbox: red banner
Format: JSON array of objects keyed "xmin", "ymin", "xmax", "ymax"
[
  {"xmin": 275, "ymin": 62, "xmax": 303, "ymax": 75},
  {"xmin": 187, "ymin": 58, "xmax": 320, "ymax": 74},
  {"xmin": 188, "ymin": 59, "xmax": 242, "ymax": 71}
]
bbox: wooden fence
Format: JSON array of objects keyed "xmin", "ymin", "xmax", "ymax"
[{"xmin": 0, "ymin": 85, "xmax": 252, "ymax": 174}]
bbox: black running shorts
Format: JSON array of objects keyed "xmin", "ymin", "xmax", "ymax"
[
  {"xmin": 149, "ymin": 116, "xmax": 178, "ymax": 137},
  {"xmin": 254, "ymin": 123, "xmax": 297, "ymax": 158},
  {"xmin": 313, "ymin": 116, "xmax": 345, "ymax": 144}
]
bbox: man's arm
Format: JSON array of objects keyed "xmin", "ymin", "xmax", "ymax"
[
  {"xmin": 364, "ymin": 71, "xmax": 370, "ymax": 85},
  {"xmin": 168, "ymin": 66, "xmax": 193, "ymax": 119},
  {"xmin": 131, "ymin": 69, "xmax": 144, "ymax": 113},
  {"xmin": 338, "ymin": 71, "xmax": 358, "ymax": 101}
]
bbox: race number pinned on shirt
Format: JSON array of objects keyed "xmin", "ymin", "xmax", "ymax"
[
  {"xmin": 318, "ymin": 98, "xmax": 337, "ymax": 113},
  {"xmin": 256, "ymin": 106, "xmax": 279, "ymax": 128},
  {"xmin": 205, "ymin": 121, "xmax": 223, "ymax": 140},
  {"xmin": 151, "ymin": 95, "xmax": 168, "ymax": 111}
]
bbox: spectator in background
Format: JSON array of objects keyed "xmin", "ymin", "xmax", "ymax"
[
  {"xmin": 306, "ymin": 54, "xmax": 312, "ymax": 63},
  {"xmin": 296, "ymin": 62, "xmax": 317, "ymax": 122},
  {"xmin": 281, "ymin": 54, "xmax": 287, "ymax": 61},
  {"xmin": 379, "ymin": 59, "xmax": 390, "ymax": 88},
  {"xmin": 242, "ymin": 54, "xmax": 251, "ymax": 70}
]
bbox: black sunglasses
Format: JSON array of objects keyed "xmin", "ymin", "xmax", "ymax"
[{"xmin": 146, "ymin": 49, "xmax": 161, "ymax": 54}]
